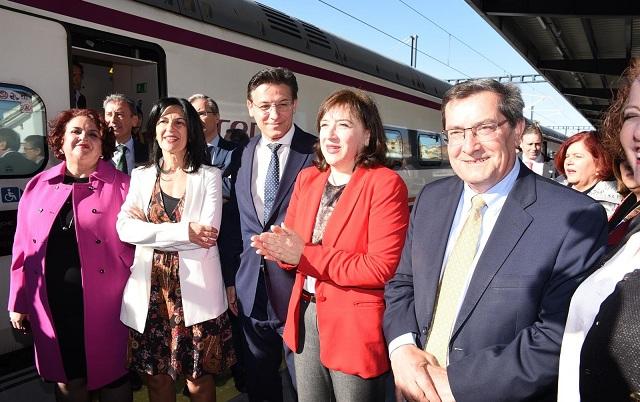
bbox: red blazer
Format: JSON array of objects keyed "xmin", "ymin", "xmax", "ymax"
[{"xmin": 281, "ymin": 165, "xmax": 409, "ymax": 378}]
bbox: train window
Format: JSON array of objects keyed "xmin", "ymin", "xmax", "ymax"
[
  {"xmin": 417, "ymin": 132, "xmax": 442, "ymax": 165},
  {"xmin": 385, "ymin": 129, "xmax": 403, "ymax": 159},
  {"xmin": 0, "ymin": 84, "xmax": 47, "ymax": 177}
]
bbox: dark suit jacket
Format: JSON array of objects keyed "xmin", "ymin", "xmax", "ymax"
[
  {"xmin": 210, "ymin": 136, "xmax": 243, "ymax": 287},
  {"xmin": 518, "ymin": 152, "xmax": 556, "ymax": 178},
  {"xmin": 0, "ymin": 151, "xmax": 37, "ymax": 175},
  {"xmin": 210, "ymin": 136, "xmax": 240, "ymax": 200},
  {"xmin": 132, "ymin": 137, "xmax": 149, "ymax": 167},
  {"xmin": 384, "ymin": 163, "xmax": 608, "ymax": 401},
  {"xmin": 234, "ymin": 125, "xmax": 316, "ymax": 322}
]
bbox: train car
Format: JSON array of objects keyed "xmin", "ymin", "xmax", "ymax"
[{"xmin": 0, "ymin": 0, "xmax": 456, "ymax": 388}]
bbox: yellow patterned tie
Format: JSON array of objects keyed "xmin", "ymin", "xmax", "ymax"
[{"xmin": 425, "ymin": 194, "xmax": 486, "ymax": 365}]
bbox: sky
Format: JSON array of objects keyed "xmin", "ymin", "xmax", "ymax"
[{"xmin": 257, "ymin": 0, "xmax": 593, "ymax": 135}]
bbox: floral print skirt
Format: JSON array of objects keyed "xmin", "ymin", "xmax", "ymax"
[
  {"xmin": 128, "ymin": 249, "xmax": 236, "ymax": 379},
  {"xmin": 128, "ymin": 179, "xmax": 236, "ymax": 379}
]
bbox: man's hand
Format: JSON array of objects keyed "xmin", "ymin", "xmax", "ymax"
[
  {"xmin": 391, "ymin": 345, "xmax": 441, "ymax": 402},
  {"xmin": 427, "ymin": 364, "xmax": 455, "ymax": 402}
]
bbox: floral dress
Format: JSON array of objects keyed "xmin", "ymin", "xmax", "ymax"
[{"xmin": 129, "ymin": 177, "xmax": 236, "ymax": 379}]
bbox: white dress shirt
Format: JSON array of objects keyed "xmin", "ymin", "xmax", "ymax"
[
  {"xmin": 557, "ymin": 232, "xmax": 640, "ymax": 401},
  {"xmin": 522, "ymin": 153, "xmax": 545, "ymax": 176},
  {"xmin": 251, "ymin": 124, "xmax": 296, "ymax": 223},
  {"xmin": 388, "ymin": 161, "xmax": 520, "ymax": 364},
  {"xmin": 111, "ymin": 136, "xmax": 135, "ymax": 175}
]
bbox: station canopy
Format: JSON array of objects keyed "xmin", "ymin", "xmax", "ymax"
[{"xmin": 465, "ymin": 1, "xmax": 640, "ymax": 128}]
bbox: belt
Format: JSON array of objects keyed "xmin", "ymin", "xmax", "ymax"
[{"xmin": 301, "ymin": 290, "xmax": 316, "ymax": 303}]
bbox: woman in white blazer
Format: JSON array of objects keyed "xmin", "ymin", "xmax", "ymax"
[{"xmin": 117, "ymin": 98, "xmax": 235, "ymax": 402}]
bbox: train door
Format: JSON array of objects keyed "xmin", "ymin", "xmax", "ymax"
[
  {"xmin": 68, "ymin": 25, "xmax": 166, "ymax": 134},
  {"xmin": 0, "ymin": 8, "xmax": 69, "ymax": 361}
]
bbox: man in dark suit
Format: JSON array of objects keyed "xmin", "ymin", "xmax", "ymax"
[
  {"xmin": 103, "ymin": 94, "xmax": 149, "ymax": 175},
  {"xmin": 71, "ymin": 61, "xmax": 86, "ymax": 109},
  {"xmin": 189, "ymin": 94, "xmax": 241, "ymax": 200},
  {"xmin": 519, "ymin": 122, "xmax": 556, "ymax": 178},
  {"xmin": 233, "ymin": 67, "xmax": 316, "ymax": 401},
  {"xmin": 384, "ymin": 79, "xmax": 608, "ymax": 402},
  {"xmin": 189, "ymin": 93, "xmax": 247, "ymax": 392},
  {"xmin": 0, "ymin": 127, "xmax": 36, "ymax": 175}
]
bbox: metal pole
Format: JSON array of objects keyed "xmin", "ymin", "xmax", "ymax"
[
  {"xmin": 414, "ymin": 35, "xmax": 418, "ymax": 67},
  {"xmin": 410, "ymin": 35, "xmax": 415, "ymax": 67},
  {"xmin": 530, "ymin": 105, "xmax": 534, "ymax": 121}
]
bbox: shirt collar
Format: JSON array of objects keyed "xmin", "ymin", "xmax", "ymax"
[
  {"xmin": 207, "ymin": 135, "xmax": 220, "ymax": 148},
  {"xmin": 117, "ymin": 136, "xmax": 134, "ymax": 150},
  {"xmin": 258, "ymin": 124, "xmax": 295, "ymax": 148},
  {"xmin": 462, "ymin": 159, "xmax": 520, "ymax": 208}
]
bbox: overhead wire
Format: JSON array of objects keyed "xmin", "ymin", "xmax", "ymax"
[{"xmin": 316, "ymin": 0, "xmax": 470, "ymax": 78}]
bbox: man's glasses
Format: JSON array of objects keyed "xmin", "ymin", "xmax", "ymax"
[
  {"xmin": 442, "ymin": 119, "xmax": 509, "ymax": 145},
  {"xmin": 251, "ymin": 100, "xmax": 294, "ymax": 114}
]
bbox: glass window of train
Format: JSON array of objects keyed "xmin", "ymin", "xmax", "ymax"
[
  {"xmin": 0, "ymin": 84, "xmax": 47, "ymax": 178},
  {"xmin": 417, "ymin": 132, "xmax": 442, "ymax": 165},
  {"xmin": 385, "ymin": 129, "xmax": 403, "ymax": 159}
]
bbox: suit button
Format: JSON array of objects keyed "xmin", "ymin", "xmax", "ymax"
[
  {"xmin": 38, "ymin": 208, "xmax": 43, "ymax": 213},
  {"xmin": 32, "ymin": 239, "xmax": 36, "ymax": 243},
  {"xmin": 422, "ymin": 327, "xmax": 427, "ymax": 335},
  {"xmin": 99, "ymin": 268, "xmax": 105, "ymax": 274},
  {"xmin": 88, "ymin": 186, "xmax": 95, "ymax": 191},
  {"xmin": 96, "ymin": 239, "xmax": 101, "ymax": 244},
  {"xmin": 92, "ymin": 208, "xmax": 97, "ymax": 213},
  {"xmin": 583, "ymin": 368, "xmax": 592, "ymax": 375}
]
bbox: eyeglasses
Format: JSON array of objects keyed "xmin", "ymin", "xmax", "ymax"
[
  {"xmin": 197, "ymin": 111, "xmax": 217, "ymax": 118},
  {"xmin": 252, "ymin": 100, "xmax": 294, "ymax": 114},
  {"xmin": 442, "ymin": 119, "xmax": 509, "ymax": 145}
]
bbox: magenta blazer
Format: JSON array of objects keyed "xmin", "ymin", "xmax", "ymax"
[{"xmin": 8, "ymin": 160, "xmax": 134, "ymax": 390}]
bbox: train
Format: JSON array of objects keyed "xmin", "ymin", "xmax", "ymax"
[{"xmin": 0, "ymin": 0, "xmax": 565, "ymax": 395}]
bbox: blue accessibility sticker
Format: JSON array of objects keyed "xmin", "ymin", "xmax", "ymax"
[{"xmin": 1, "ymin": 187, "xmax": 22, "ymax": 203}]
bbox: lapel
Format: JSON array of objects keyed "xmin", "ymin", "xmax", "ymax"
[
  {"xmin": 265, "ymin": 126, "xmax": 313, "ymax": 226},
  {"xmin": 297, "ymin": 169, "xmax": 329, "ymax": 241},
  {"xmin": 321, "ymin": 167, "xmax": 367, "ymax": 247},
  {"xmin": 422, "ymin": 178, "xmax": 463, "ymax": 326},
  {"xmin": 239, "ymin": 137, "xmax": 261, "ymax": 224},
  {"xmin": 452, "ymin": 167, "xmax": 536, "ymax": 336}
]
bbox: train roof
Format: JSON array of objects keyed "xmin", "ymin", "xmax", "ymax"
[{"xmin": 134, "ymin": 0, "xmax": 451, "ymax": 101}]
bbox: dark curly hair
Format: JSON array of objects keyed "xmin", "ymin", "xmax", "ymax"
[
  {"xmin": 602, "ymin": 57, "xmax": 640, "ymax": 162},
  {"xmin": 48, "ymin": 108, "xmax": 115, "ymax": 160},
  {"xmin": 314, "ymin": 89, "xmax": 387, "ymax": 171}
]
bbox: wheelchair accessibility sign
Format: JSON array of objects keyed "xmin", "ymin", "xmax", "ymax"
[{"xmin": 1, "ymin": 187, "xmax": 21, "ymax": 203}]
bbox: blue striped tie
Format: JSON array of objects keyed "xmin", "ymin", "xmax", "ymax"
[{"xmin": 264, "ymin": 143, "xmax": 282, "ymax": 224}]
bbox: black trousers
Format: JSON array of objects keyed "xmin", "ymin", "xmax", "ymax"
[{"xmin": 240, "ymin": 270, "xmax": 296, "ymax": 402}]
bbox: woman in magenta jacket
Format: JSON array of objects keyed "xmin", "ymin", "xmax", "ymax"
[{"xmin": 8, "ymin": 108, "xmax": 134, "ymax": 401}]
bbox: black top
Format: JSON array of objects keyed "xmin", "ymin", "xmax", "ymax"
[
  {"xmin": 44, "ymin": 175, "xmax": 89, "ymax": 380},
  {"xmin": 161, "ymin": 189, "xmax": 181, "ymax": 222},
  {"xmin": 580, "ymin": 268, "xmax": 640, "ymax": 401}
]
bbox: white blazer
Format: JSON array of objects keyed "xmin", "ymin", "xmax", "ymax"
[{"xmin": 117, "ymin": 164, "xmax": 227, "ymax": 333}]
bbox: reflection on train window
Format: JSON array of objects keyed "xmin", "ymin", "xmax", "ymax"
[
  {"xmin": 417, "ymin": 132, "xmax": 442, "ymax": 164},
  {"xmin": 178, "ymin": 0, "xmax": 202, "ymax": 19},
  {"xmin": 385, "ymin": 129, "xmax": 403, "ymax": 159},
  {"xmin": 0, "ymin": 84, "xmax": 47, "ymax": 177}
]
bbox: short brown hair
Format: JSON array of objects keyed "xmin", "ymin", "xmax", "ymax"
[
  {"xmin": 554, "ymin": 131, "xmax": 613, "ymax": 179},
  {"xmin": 48, "ymin": 108, "xmax": 115, "ymax": 160},
  {"xmin": 441, "ymin": 79, "xmax": 524, "ymax": 129},
  {"xmin": 314, "ymin": 89, "xmax": 387, "ymax": 171}
]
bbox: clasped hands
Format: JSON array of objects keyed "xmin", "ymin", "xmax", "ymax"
[
  {"xmin": 250, "ymin": 223, "xmax": 304, "ymax": 266},
  {"xmin": 391, "ymin": 345, "xmax": 455, "ymax": 402},
  {"xmin": 126, "ymin": 206, "xmax": 217, "ymax": 249}
]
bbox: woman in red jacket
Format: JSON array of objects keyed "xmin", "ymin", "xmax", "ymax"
[{"xmin": 252, "ymin": 89, "xmax": 409, "ymax": 401}]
